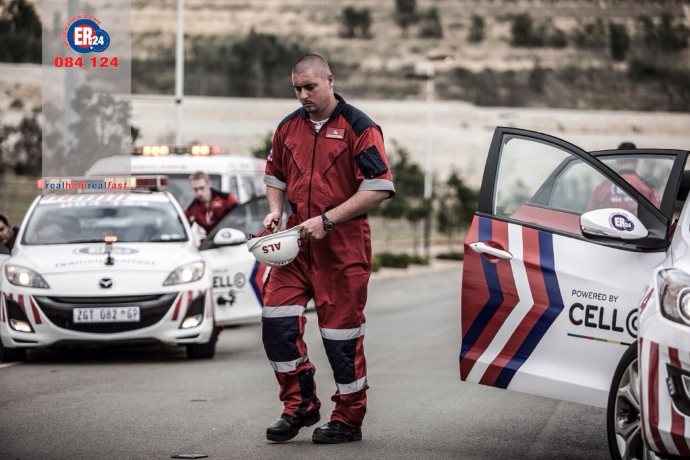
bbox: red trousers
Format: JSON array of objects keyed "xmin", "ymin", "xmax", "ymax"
[{"xmin": 261, "ymin": 247, "xmax": 369, "ymax": 428}]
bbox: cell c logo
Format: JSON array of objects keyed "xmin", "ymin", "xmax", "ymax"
[
  {"xmin": 626, "ymin": 309, "xmax": 638, "ymax": 338},
  {"xmin": 233, "ymin": 273, "xmax": 246, "ymax": 288}
]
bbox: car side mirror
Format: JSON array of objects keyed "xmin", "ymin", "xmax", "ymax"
[
  {"xmin": 212, "ymin": 228, "xmax": 248, "ymax": 246},
  {"xmin": 580, "ymin": 208, "xmax": 649, "ymax": 240}
]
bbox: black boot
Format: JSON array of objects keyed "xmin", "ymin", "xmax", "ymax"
[
  {"xmin": 312, "ymin": 421, "xmax": 362, "ymax": 444},
  {"xmin": 266, "ymin": 411, "xmax": 321, "ymax": 442}
]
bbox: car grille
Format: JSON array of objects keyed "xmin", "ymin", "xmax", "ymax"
[{"xmin": 33, "ymin": 293, "xmax": 179, "ymax": 333}]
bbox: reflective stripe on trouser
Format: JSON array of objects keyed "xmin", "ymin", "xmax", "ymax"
[
  {"xmin": 321, "ymin": 324, "xmax": 368, "ymax": 427},
  {"xmin": 261, "ymin": 299, "xmax": 319, "ymax": 418},
  {"xmin": 262, "ymin": 246, "xmax": 370, "ymax": 427}
]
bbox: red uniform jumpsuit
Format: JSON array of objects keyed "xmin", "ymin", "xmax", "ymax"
[
  {"xmin": 185, "ymin": 188, "xmax": 238, "ymax": 233},
  {"xmin": 585, "ymin": 171, "xmax": 660, "ymax": 214},
  {"xmin": 262, "ymin": 94, "xmax": 395, "ymax": 428}
]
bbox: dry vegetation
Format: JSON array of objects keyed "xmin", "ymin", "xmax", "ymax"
[{"xmin": 128, "ymin": 0, "xmax": 690, "ymax": 111}]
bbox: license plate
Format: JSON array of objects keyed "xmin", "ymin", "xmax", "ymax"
[{"xmin": 73, "ymin": 307, "xmax": 141, "ymax": 323}]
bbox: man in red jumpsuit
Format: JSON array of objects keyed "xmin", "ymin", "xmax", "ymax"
[
  {"xmin": 586, "ymin": 154, "xmax": 660, "ymax": 214},
  {"xmin": 185, "ymin": 171, "xmax": 238, "ymax": 234},
  {"xmin": 261, "ymin": 54, "xmax": 395, "ymax": 444}
]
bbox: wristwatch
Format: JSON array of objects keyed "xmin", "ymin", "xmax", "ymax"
[{"xmin": 321, "ymin": 213, "xmax": 335, "ymax": 231}]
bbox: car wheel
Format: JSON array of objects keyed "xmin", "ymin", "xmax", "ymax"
[
  {"xmin": 607, "ymin": 343, "xmax": 658, "ymax": 460},
  {"xmin": 0, "ymin": 342, "xmax": 27, "ymax": 362},
  {"xmin": 185, "ymin": 325, "xmax": 218, "ymax": 359},
  {"xmin": 186, "ymin": 340, "xmax": 216, "ymax": 359}
]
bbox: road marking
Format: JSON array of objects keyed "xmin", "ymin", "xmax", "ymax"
[{"xmin": 0, "ymin": 362, "xmax": 19, "ymax": 369}]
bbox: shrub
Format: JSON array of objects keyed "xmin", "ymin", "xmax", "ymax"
[
  {"xmin": 528, "ymin": 62, "xmax": 546, "ymax": 94},
  {"xmin": 468, "ymin": 15, "xmax": 485, "ymax": 43},
  {"xmin": 376, "ymin": 252, "xmax": 411, "ymax": 268},
  {"xmin": 436, "ymin": 251, "xmax": 464, "ymax": 261},
  {"xmin": 511, "ymin": 13, "xmax": 537, "ymax": 47},
  {"xmin": 409, "ymin": 255, "xmax": 430, "ymax": 265},
  {"xmin": 340, "ymin": 6, "xmax": 373, "ymax": 39},
  {"xmin": 658, "ymin": 14, "xmax": 688, "ymax": 52},
  {"xmin": 251, "ymin": 131, "xmax": 274, "ymax": 159},
  {"xmin": 609, "ymin": 22, "xmax": 630, "ymax": 61},
  {"xmin": 0, "ymin": 0, "xmax": 41, "ymax": 63},
  {"xmin": 573, "ymin": 19, "xmax": 607, "ymax": 50},
  {"xmin": 418, "ymin": 7, "xmax": 443, "ymax": 39},
  {"xmin": 372, "ymin": 255, "xmax": 381, "ymax": 272},
  {"xmin": 395, "ymin": 0, "xmax": 417, "ymax": 34}
]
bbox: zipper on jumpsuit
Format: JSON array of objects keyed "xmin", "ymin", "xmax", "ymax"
[{"xmin": 306, "ymin": 124, "xmax": 319, "ymax": 270}]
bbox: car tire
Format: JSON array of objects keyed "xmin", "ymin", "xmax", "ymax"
[
  {"xmin": 185, "ymin": 325, "xmax": 218, "ymax": 359},
  {"xmin": 607, "ymin": 342, "xmax": 653, "ymax": 460},
  {"xmin": 0, "ymin": 342, "xmax": 27, "ymax": 362},
  {"xmin": 186, "ymin": 340, "xmax": 216, "ymax": 359}
]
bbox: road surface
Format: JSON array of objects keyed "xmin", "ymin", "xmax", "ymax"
[{"xmin": 0, "ymin": 264, "xmax": 609, "ymax": 459}]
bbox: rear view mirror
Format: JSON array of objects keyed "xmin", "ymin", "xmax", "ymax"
[
  {"xmin": 580, "ymin": 208, "xmax": 648, "ymax": 240},
  {"xmin": 212, "ymin": 228, "xmax": 247, "ymax": 246}
]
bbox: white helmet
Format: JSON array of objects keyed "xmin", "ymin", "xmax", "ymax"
[{"xmin": 246, "ymin": 226, "xmax": 301, "ymax": 268}]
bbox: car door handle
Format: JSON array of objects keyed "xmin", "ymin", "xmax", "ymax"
[{"xmin": 468, "ymin": 242, "xmax": 513, "ymax": 260}]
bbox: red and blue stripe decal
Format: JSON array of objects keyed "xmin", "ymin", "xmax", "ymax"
[
  {"xmin": 460, "ymin": 216, "xmax": 564, "ymax": 389},
  {"xmin": 250, "ymin": 261, "xmax": 267, "ymax": 305}
]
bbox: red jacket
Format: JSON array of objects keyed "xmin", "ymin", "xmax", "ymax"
[
  {"xmin": 264, "ymin": 94, "xmax": 395, "ymax": 269},
  {"xmin": 586, "ymin": 172, "xmax": 660, "ymax": 214},
  {"xmin": 185, "ymin": 189, "xmax": 238, "ymax": 233}
]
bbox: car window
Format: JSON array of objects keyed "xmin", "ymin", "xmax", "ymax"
[
  {"xmin": 201, "ymin": 197, "xmax": 269, "ymax": 250},
  {"xmin": 23, "ymin": 197, "xmax": 189, "ymax": 245},
  {"xmin": 494, "ymin": 136, "xmax": 647, "ymax": 236},
  {"xmin": 238, "ymin": 174, "xmax": 266, "ymax": 201},
  {"xmin": 495, "ymin": 136, "xmax": 637, "ymax": 216},
  {"xmin": 166, "ymin": 174, "xmax": 221, "ymax": 208}
]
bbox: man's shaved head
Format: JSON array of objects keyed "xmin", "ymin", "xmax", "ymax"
[
  {"xmin": 292, "ymin": 54, "xmax": 331, "ymax": 78},
  {"xmin": 291, "ymin": 54, "xmax": 337, "ymax": 120}
]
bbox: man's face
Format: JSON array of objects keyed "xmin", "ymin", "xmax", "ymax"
[
  {"xmin": 190, "ymin": 179, "xmax": 212, "ymax": 204},
  {"xmin": 0, "ymin": 221, "xmax": 12, "ymax": 244},
  {"xmin": 292, "ymin": 68, "xmax": 333, "ymax": 116}
]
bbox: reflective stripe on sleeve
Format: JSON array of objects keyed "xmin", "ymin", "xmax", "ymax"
[
  {"xmin": 320, "ymin": 324, "xmax": 365, "ymax": 341},
  {"xmin": 262, "ymin": 305, "xmax": 305, "ymax": 318},
  {"xmin": 264, "ymin": 175, "xmax": 287, "ymax": 191},
  {"xmin": 269, "ymin": 355, "xmax": 309, "ymax": 373},
  {"xmin": 336, "ymin": 376, "xmax": 367, "ymax": 394},
  {"xmin": 358, "ymin": 179, "xmax": 395, "ymax": 193}
]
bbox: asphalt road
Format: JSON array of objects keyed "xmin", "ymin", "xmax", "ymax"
[{"xmin": 0, "ymin": 264, "xmax": 609, "ymax": 460}]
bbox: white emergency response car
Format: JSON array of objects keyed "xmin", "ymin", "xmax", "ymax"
[
  {"xmin": 85, "ymin": 145, "xmax": 266, "ymax": 208},
  {"xmin": 461, "ymin": 127, "xmax": 690, "ymax": 460},
  {"xmin": 0, "ymin": 177, "xmax": 229, "ymax": 362},
  {"xmin": 85, "ymin": 146, "xmax": 270, "ymax": 326}
]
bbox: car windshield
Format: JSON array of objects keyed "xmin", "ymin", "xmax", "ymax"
[
  {"xmin": 166, "ymin": 174, "xmax": 222, "ymax": 208},
  {"xmin": 23, "ymin": 196, "xmax": 189, "ymax": 245}
]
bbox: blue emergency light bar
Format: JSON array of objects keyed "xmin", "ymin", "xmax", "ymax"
[{"xmin": 37, "ymin": 176, "xmax": 168, "ymax": 193}]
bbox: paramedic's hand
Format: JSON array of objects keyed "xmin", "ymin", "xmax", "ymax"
[
  {"xmin": 263, "ymin": 212, "xmax": 282, "ymax": 232},
  {"xmin": 299, "ymin": 216, "xmax": 327, "ymax": 241}
]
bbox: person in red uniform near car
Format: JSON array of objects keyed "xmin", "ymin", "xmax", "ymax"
[
  {"xmin": 261, "ymin": 54, "xmax": 395, "ymax": 444},
  {"xmin": 585, "ymin": 143, "xmax": 660, "ymax": 214},
  {"xmin": 185, "ymin": 171, "xmax": 238, "ymax": 234}
]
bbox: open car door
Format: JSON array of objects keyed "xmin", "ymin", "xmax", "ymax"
[{"xmin": 460, "ymin": 127, "xmax": 688, "ymax": 407}]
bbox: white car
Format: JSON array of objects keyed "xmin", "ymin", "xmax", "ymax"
[
  {"xmin": 0, "ymin": 177, "xmax": 220, "ymax": 361},
  {"xmin": 199, "ymin": 196, "xmax": 271, "ymax": 326},
  {"xmin": 85, "ymin": 147, "xmax": 271, "ymax": 325},
  {"xmin": 460, "ymin": 127, "xmax": 690, "ymax": 459}
]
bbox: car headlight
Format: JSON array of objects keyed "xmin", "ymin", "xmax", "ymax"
[
  {"xmin": 163, "ymin": 261, "xmax": 205, "ymax": 286},
  {"xmin": 658, "ymin": 269, "xmax": 690, "ymax": 325},
  {"xmin": 4, "ymin": 264, "xmax": 50, "ymax": 289}
]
